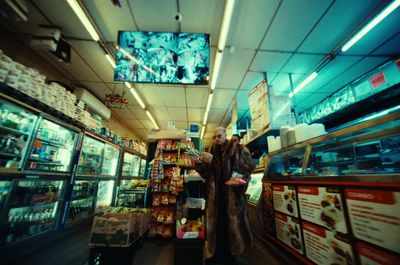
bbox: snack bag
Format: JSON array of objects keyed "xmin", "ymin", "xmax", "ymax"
[
  {"xmin": 161, "ymin": 194, "xmax": 169, "ymax": 205},
  {"xmin": 157, "ymin": 211, "xmax": 165, "ymax": 223},
  {"xmin": 169, "ymin": 195, "xmax": 176, "ymax": 204},
  {"xmin": 225, "ymin": 171, "xmax": 247, "ymax": 186},
  {"xmin": 165, "ymin": 211, "xmax": 174, "ymax": 224},
  {"xmin": 152, "ymin": 194, "xmax": 161, "ymax": 206},
  {"xmin": 156, "ymin": 224, "xmax": 164, "ymax": 236},
  {"xmin": 163, "ymin": 226, "xmax": 173, "ymax": 238}
]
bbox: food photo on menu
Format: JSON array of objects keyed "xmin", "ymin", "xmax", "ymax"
[{"xmin": 272, "ymin": 185, "xmax": 299, "ymax": 217}]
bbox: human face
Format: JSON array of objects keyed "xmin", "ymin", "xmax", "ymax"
[
  {"xmin": 231, "ymin": 136, "xmax": 240, "ymax": 145},
  {"xmin": 213, "ymin": 131, "xmax": 226, "ymax": 145}
]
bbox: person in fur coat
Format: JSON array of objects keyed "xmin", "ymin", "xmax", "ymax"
[{"xmin": 196, "ymin": 127, "xmax": 255, "ymax": 265}]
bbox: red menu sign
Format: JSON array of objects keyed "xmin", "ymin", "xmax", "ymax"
[
  {"xmin": 298, "ymin": 186, "xmax": 347, "ymax": 233},
  {"xmin": 345, "ymin": 189, "xmax": 400, "ymax": 254},
  {"xmin": 357, "ymin": 242, "xmax": 400, "ymax": 265},
  {"xmin": 370, "ymin": 72, "xmax": 386, "ymax": 89},
  {"xmin": 272, "ymin": 185, "xmax": 298, "ymax": 217},
  {"xmin": 275, "ymin": 212, "xmax": 303, "ymax": 254},
  {"xmin": 302, "ymin": 221, "xmax": 354, "ymax": 265}
]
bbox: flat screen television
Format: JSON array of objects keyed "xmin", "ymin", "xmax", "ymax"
[{"xmin": 114, "ymin": 31, "xmax": 210, "ymax": 85}]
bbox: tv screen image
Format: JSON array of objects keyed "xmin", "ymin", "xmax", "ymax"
[{"xmin": 115, "ymin": 31, "xmax": 210, "ymax": 85}]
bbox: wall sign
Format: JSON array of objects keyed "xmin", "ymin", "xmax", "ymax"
[{"xmin": 357, "ymin": 242, "xmax": 400, "ymax": 265}]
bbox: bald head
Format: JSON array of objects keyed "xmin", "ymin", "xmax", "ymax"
[{"xmin": 213, "ymin": 127, "xmax": 227, "ymax": 145}]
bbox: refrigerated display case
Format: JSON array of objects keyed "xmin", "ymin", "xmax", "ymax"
[
  {"xmin": 122, "ymin": 152, "xmax": 141, "ymax": 177},
  {"xmin": 25, "ymin": 118, "xmax": 79, "ymax": 172},
  {"xmin": 0, "ymin": 180, "xmax": 12, "ymax": 211},
  {"xmin": 67, "ymin": 180, "xmax": 97, "ymax": 225},
  {"xmin": 77, "ymin": 136, "xmax": 104, "ymax": 176},
  {"xmin": 0, "ymin": 98, "xmax": 38, "ymax": 171},
  {"xmin": 95, "ymin": 180, "xmax": 115, "ymax": 212},
  {"xmin": 101, "ymin": 143, "xmax": 120, "ymax": 177},
  {"xmin": 139, "ymin": 159, "xmax": 146, "ymax": 177},
  {"xmin": 246, "ymin": 171, "xmax": 264, "ymax": 205},
  {"xmin": 3, "ymin": 179, "xmax": 64, "ymax": 245}
]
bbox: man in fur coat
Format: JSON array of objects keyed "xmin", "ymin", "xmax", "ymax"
[{"xmin": 197, "ymin": 127, "xmax": 255, "ymax": 265}]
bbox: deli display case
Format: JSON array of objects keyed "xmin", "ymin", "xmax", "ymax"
[
  {"xmin": 2, "ymin": 179, "xmax": 64, "ymax": 245},
  {"xmin": 260, "ymin": 109, "xmax": 400, "ymax": 265},
  {"xmin": 25, "ymin": 118, "xmax": 79, "ymax": 172},
  {"xmin": 0, "ymin": 98, "xmax": 38, "ymax": 171},
  {"xmin": 77, "ymin": 135, "xmax": 104, "ymax": 176},
  {"xmin": 67, "ymin": 180, "xmax": 97, "ymax": 225}
]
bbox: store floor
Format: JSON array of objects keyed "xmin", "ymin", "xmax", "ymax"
[{"xmin": 10, "ymin": 225, "xmax": 289, "ymax": 265}]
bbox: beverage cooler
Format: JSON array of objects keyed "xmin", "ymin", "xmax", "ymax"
[
  {"xmin": 67, "ymin": 180, "xmax": 97, "ymax": 226},
  {"xmin": 0, "ymin": 98, "xmax": 38, "ymax": 171},
  {"xmin": 139, "ymin": 158, "xmax": 146, "ymax": 177},
  {"xmin": 122, "ymin": 152, "xmax": 141, "ymax": 178}
]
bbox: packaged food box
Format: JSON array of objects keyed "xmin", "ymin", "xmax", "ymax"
[
  {"xmin": 176, "ymin": 220, "xmax": 205, "ymax": 239},
  {"xmin": 89, "ymin": 213, "xmax": 140, "ymax": 247}
]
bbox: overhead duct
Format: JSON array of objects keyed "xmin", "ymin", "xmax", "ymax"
[{"xmin": 74, "ymin": 87, "xmax": 111, "ymax": 121}]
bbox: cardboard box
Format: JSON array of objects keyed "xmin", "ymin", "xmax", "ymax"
[{"xmin": 89, "ymin": 213, "xmax": 140, "ymax": 247}]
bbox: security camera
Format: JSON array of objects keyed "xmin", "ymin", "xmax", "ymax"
[{"xmin": 175, "ymin": 13, "xmax": 182, "ymax": 22}]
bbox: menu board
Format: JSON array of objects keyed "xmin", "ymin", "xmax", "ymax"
[
  {"xmin": 298, "ymin": 186, "xmax": 347, "ymax": 233},
  {"xmin": 272, "ymin": 185, "xmax": 298, "ymax": 217},
  {"xmin": 357, "ymin": 242, "xmax": 400, "ymax": 265},
  {"xmin": 275, "ymin": 212, "xmax": 303, "ymax": 254},
  {"xmin": 302, "ymin": 221, "xmax": 354, "ymax": 265},
  {"xmin": 345, "ymin": 189, "xmax": 400, "ymax": 253}
]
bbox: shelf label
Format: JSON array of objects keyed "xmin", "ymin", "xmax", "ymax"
[
  {"xmin": 26, "ymin": 175, "xmax": 40, "ymax": 179},
  {"xmin": 357, "ymin": 242, "xmax": 400, "ymax": 265},
  {"xmin": 272, "ymin": 185, "xmax": 298, "ymax": 217},
  {"xmin": 302, "ymin": 221, "xmax": 354, "ymax": 265},
  {"xmin": 370, "ymin": 72, "xmax": 386, "ymax": 89},
  {"xmin": 345, "ymin": 189, "xmax": 400, "ymax": 254},
  {"xmin": 275, "ymin": 212, "xmax": 303, "ymax": 254},
  {"xmin": 298, "ymin": 186, "xmax": 347, "ymax": 233}
]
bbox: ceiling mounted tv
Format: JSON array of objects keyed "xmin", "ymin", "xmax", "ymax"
[{"xmin": 114, "ymin": 31, "xmax": 210, "ymax": 85}]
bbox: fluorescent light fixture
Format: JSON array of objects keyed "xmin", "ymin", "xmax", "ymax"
[
  {"xmin": 105, "ymin": 54, "xmax": 116, "ymax": 68},
  {"xmin": 203, "ymin": 111, "xmax": 209, "ymax": 126},
  {"xmin": 200, "ymin": 125, "xmax": 206, "ymax": 139},
  {"xmin": 210, "ymin": 52, "xmax": 223, "ymax": 90},
  {"xmin": 342, "ymin": 0, "xmax": 400, "ymax": 52},
  {"xmin": 289, "ymin": 72, "xmax": 318, "ymax": 98},
  {"xmin": 218, "ymin": 0, "xmax": 235, "ymax": 51},
  {"xmin": 66, "ymin": 0, "xmax": 100, "ymax": 41},
  {"xmin": 205, "ymin": 93, "xmax": 214, "ymax": 113},
  {"xmin": 125, "ymin": 82, "xmax": 146, "ymax": 109},
  {"xmin": 118, "ymin": 47, "xmax": 159, "ymax": 76},
  {"xmin": 146, "ymin": 110, "xmax": 159, "ymax": 130}
]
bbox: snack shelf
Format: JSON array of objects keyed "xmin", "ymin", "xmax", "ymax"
[
  {"xmin": 0, "ymin": 124, "xmax": 30, "ymax": 136},
  {"xmin": 28, "ymin": 159, "xmax": 63, "ymax": 165}
]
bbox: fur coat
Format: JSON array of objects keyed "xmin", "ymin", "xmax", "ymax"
[{"xmin": 197, "ymin": 140, "xmax": 255, "ymax": 257}]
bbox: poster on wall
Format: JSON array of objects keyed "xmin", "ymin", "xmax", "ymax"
[
  {"xmin": 248, "ymin": 80, "xmax": 269, "ymax": 130},
  {"xmin": 262, "ymin": 182, "xmax": 276, "ymax": 236},
  {"xmin": 345, "ymin": 189, "xmax": 400, "ymax": 254},
  {"xmin": 272, "ymin": 185, "xmax": 298, "ymax": 217},
  {"xmin": 275, "ymin": 212, "xmax": 303, "ymax": 254},
  {"xmin": 356, "ymin": 242, "xmax": 400, "ymax": 265},
  {"xmin": 302, "ymin": 221, "xmax": 354, "ymax": 265},
  {"xmin": 298, "ymin": 186, "xmax": 347, "ymax": 233}
]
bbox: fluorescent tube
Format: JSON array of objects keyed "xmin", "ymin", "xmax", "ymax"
[
  {"xmin": 218, "ymin": 0, "xmax": 235, "ymax": 51},
  {"xmin": 203, "ymin": 111, "xmax": 209, "ymax": 126},
  {"xmin": 146, "ymin": 110, "xmax": 159, "ymax": 130},
  {"xmin": 66, "ymin": 0, "xmax": 100, "ymax": 41},
  {"xmin": 205, "ymin": 93, "xmax": 214, "ymax": 113},
  {"xmin": 105, "ymin": 54, "xmax": 116, "ymax": 68},
  {"xmin": 289, "ymin": 72, "xmax": 318, "ymax": 97},
  {"xmin": 210, "ymin": 52, "xmax": 223, "ymax": 90},
  {"xmin": 200, "ymin": 125, "xmax": 206, "ymax": 139},
  {"xmin": 125, "ymin": 82, "xmax": 146, "ymax": 109}
]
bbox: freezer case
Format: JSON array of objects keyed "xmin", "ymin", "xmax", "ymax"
[
  {"xmin": 2, "ymin": 179, "xmax": 64, "ymax": 245},
  {"xmin": 122, "ymin": 152, "xmax": 140, "ymax": 177},
  {"xmin": 0, "ymin": 98, "xmax": 38, "ymax": 171},
  {"xmin": 77, "ymin": 136, "xmax": 104, "ymax": 176},
  {"xmin": 67, "ymin": 180, "xmax": 97, "ymax": 225},
  {"xmin": 95, "ymin": 180, "xmax": 115, "ymax": 213},
  {"xmin": 25, "ymin": 118, "xmax": 79, "ymax": 172},
  {"xmin": 101, "ymin": 143, "xmax": 120, "ymax": 177}
]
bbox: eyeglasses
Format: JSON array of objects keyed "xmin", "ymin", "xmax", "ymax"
[{"xmin": 215, "ymin": 134, "xmax": 224, "ymax": 138}]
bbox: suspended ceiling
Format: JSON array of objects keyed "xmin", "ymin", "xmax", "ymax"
[{"xmin": 1, "ymin": 0, "xmax": 400, "ymax": 146}]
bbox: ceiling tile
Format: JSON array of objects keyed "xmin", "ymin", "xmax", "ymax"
[
  {"xmin": 372, "ymin": 33, "xmax": 400, "ymax": 56},
  {"xmin": 269, "ymin": 73, "xmax": 306, "ymax": 95},
  {"xmin": 180, "ymin": 0, "xmax": 224, "ymax": 46},
  {"xmin": 167, "ymin": 107, "xmax": 187, "ymax": 121},
  {"xmin": 212, "ymin": 89, "xmax": 236, "ymax": 110},
  {"xmin": 127, "ymin": 106, "xmax": 148, "ymax": 120},
  {"xmin": 112, "ymin": 107, "xmax": 136, "ymax": 119},
  {"xmin": 228, "ymin": 0, "xmax": 280, "ymax": 49},
  {"xmin": 152, "ymin": 106, "xmax": 170, "ymax": 121},
  {"xmin": 281, "ymin": 54, "xmax": 325, "ymax": 74},
  {"xmin": 140, "ymin": 120, "xmax": 154, "ymax": 130},
  {"xmin": 250, "ymin": 51, "xmax": 292, "ymax": 72},
  {"xmin": 207, "ymin": 109, "xmax": 226, "ymax": 124},
  {"xmin": 84, "ymin": 0, "xmax": 137, "ymax": 42},
  {"xmin": 137, "ymin": 85, "xmax": 165, "ymax": 107},
  {"xmin": 174, "ymin": 121, "xmax": 189, "ymax": 130},
  {"xmin": 217, "ymin": 49, "xmax": 255, "ymax": 89},
  {"xmin": 207, "ymin": 123, "xmax": 220, "ymax": 131},
  {"xmin": 239, "ymin": 72, "xmax": 264, "ymax": 91},
  {"xmin": 260, "ymin": 0, "xmax": 333, "ymax": 51},
  {"xmin": 186, "ymin": 86, "xmax": 209, "ymax": 108},
  {"xmin": 187, "ymin": 108, "xmax": 203, "ymax": 122},
  {"xmin": 160, "ymin": 86, "xmax": 186, "ymax": 107},
  {"xmin": 126, "ymin": 119, "xmax": 144, "ymax": 129}
]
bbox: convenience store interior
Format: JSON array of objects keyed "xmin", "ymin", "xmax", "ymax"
[{"xmin": 0, "ymin": 0, "xmax": 400, "ymax": 265}]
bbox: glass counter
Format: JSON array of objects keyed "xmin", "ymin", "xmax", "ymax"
[
  {"xmin": 78, "ymin": 136, "xmax": 104, "ymax": 176},
  {"xmin": 122, "ymin": 152, "xmax": 141, "ymax": 177},
  {"xmin": 246, "ymin": 172, "xmax": 264, "ymax": 205},
  {"xmin": 101, "ymin": 144, "xmax": 120, "ymax": 177},
  {"xmin": 3, "ymin": 179, "xmax": 64, "ymax": 245},
  {"xmin": 26, "ymin": 119, "xmax": 78, "ymax": 172},
  {"xmin": 0, "ymin": 98, "xmax": 38, "ymax": 170},
  {"xmin": 266, "ymin": 146, "xmax": 308, "ymax": 178}
]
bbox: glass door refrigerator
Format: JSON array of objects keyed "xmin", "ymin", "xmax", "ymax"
[
  {"xmin": 95, "ymin": 143, "xmax": 120, "ymax": 212},
  {"xmin": 0, "ymin": 98, "xmax": 38, "ymax": 172}
]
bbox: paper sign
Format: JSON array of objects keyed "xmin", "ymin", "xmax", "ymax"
[
  {"xmin": 370, "ymin": 72, "xmax": 386, "ymax": 89},
  {"xmin": 275, "ymin": 212, "xmax": 303, "ymax": 254},
  {"xmin": 298, "ymin": 186, "xmax": 347, "ymax": 233},
  {"xmin": 345, "ymin": 189, "xmax": 400, "ymax": 254},
  {"xmin": 272, "ymin": 185, "xmax": 298, "ymax": 217},
  {"xmin": 357, "ymin": 242, "xmax": 400, "ymax": 265},
  {"xmin": 248, "ymin": 80, "xmax": 270, "ymax": 129},
  {"xmin": 302, "ymin": 221, "xmax": 354, "ymax": 265}
]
